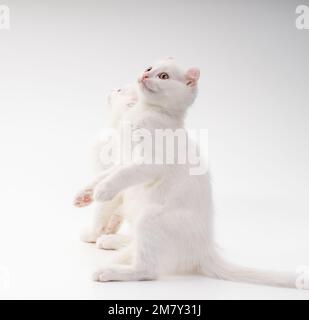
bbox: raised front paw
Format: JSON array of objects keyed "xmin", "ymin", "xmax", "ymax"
[
  {"xmin": 74, "ymin": 188, "xmax": 94, "ymax": 208},
  {"xmin": 93, "ymin": 182, "xmax": 117, "ymax": 202}
]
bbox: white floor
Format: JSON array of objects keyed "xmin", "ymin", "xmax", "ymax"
[{"xmin": 1, "ymin": 194, "xmax": 309, "ymax": 300}]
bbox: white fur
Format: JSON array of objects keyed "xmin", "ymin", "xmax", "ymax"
[
  {"xmin": 84, "ymin": 59, "xmax": 307, "ymax": 289},
  {"xmin": 79, "ymin": 85, "xmax": 138, "ymax": 242},
  {"xmin": 96, "ymin": 234, "xmax": 131, "ymax": 250}
]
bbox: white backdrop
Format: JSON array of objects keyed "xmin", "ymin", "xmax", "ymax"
[{"xmin": 1, "ymin": 0, "xmax": 309, "ymax": 299}]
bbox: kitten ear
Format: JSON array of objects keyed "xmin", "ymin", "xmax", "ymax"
[{"xmin": 185, "ymin": 68, "xmax": 200, "ymax": 87}]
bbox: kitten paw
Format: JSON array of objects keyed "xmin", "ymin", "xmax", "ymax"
[
  {"xmin": 96, "ymin": 235, "xmax": 118, "ymax": 250},
  {"xmin": 74, "ymin": 188, "xmax": 94, "ymax": 208},
  {"xmin": 296, "ymin": 265, "xmax": 309, "ymax": 290},
  {"xmin": 92, "ymin": 268, "xmax": 116, "ymax": 282}
]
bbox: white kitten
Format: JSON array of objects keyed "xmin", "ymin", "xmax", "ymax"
[
  {"xmin": 86, "ymin": 59, "xmax": 309, "ymax": 289},
  {"xmin": 75, "ymin": 84, "xmax": 137, "ymax": 244}
]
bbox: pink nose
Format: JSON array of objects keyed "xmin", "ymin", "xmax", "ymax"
[
  {"xmin": 142, "ymin": 73, "xmax": 149, "ymax": 81},
  {"xmin": 139, "ymin": 73, "xmax": 149, "ymax": 83}
]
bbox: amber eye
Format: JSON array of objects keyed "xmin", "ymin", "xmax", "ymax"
[
  {"xmin": 158, "ymin": 72, "xmax": 169, "ymax": 80},
  {"xmin": 145, "ymin": 67, "xmax": 152, "ymax": 72}
]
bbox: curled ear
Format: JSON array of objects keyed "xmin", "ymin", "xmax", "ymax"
[{"xmin": 185, "ymin": 68, "xmax": 200, "ymax": 87}]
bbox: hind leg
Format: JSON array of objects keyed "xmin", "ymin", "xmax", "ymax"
[
  {"xmin": 93, "ymin": 207, "xmax": 165, "ymax": 282},
  {"xmin": 93, "ymin": 265, "xmax": 156, "ymax": 282}
]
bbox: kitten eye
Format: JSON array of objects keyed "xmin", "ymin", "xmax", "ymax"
[
  {"xmin": 145, "ymin": 67, "xmax": 152, "ymax": 72},
  {"xmin": 117, "ymin": 89, "xmax": 122, "ymax": 92},
  {"xmin": 158, "ymin": 72, "xmax": 169, "ymax": 80}
]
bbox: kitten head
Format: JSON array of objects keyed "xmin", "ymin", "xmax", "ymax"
[
  {"xmin": 108, "ymin": 83, "xmax": 138, "ymax": 110},
  {"xmin": 137, "ymin": 58, "xmax": 200, "ymax": 115},
  {"xmin": 107, "ymin": 84, "xmax": 138, "ymax": 126}
]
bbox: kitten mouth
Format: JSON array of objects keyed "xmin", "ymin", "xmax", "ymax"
[{"xmin": 140, "ymin": 81, "xmax": 155, "ymax": 93}]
